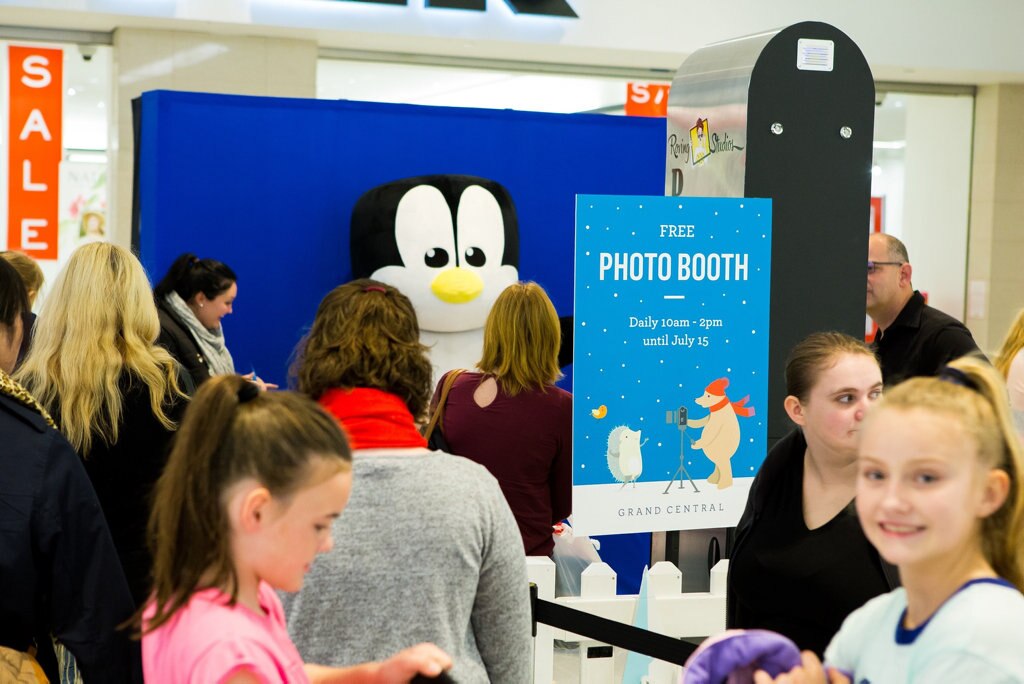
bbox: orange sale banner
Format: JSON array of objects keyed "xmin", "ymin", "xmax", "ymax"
[
  {"xmin": 624, "ymin": 82, "xmax": 669, "ymax": 118},
  {"xmin": 7, "ymin": 45, "xmax": 63, "ymax": 259}
]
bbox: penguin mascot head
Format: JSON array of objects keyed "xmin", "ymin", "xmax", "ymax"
[{"xmin": 350, "ymin": 174, "xmax": 519, "ymax": 333}]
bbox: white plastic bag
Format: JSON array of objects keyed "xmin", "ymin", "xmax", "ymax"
[{"xmin": 552, "ymin": 521, "xmax": 602, "ymax": 597}]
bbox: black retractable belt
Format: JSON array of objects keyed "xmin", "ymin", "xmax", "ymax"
[{"xmin": 529, "ymin": 584, "xmax": 699, "ymax": 667}]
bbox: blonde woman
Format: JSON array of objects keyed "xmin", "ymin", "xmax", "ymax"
[
  {"xmin": 431, "ymin": 281, "xmax": 572, "ymax": 556},
  {"xmin": 995, "ymin": 308, "xmax": 1024, "ymax": 412},
  {"xmin": 765, "ymin": 357, "xmax": 1024, "ymax": 682},
  {"xmin": 17, "ymin": 242, "xmax": 185, "ymax": 605}
]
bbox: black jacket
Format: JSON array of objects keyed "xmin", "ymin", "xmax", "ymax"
[
  {"xmin": 0, "ymin": 371, "xmax": 139, "ymax": 682},
  {"xmin": 157, "ymin": 301, "xmax": 208, "ymax": 393},
  {"xmin": 873, "ymin": 290, "xmax": 983, "ymax": 386},
  {"xmin": 72, "ymin": 373, "xmax": 184, "ymax": 607}
]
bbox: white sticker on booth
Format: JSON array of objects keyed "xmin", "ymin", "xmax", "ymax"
[{"xmin": 796, "ymin": 39, "xmax": 834, "ymax": 72}]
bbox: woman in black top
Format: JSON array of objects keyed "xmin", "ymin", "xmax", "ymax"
[{"xmin": 728, "ymin": 332, "xmax": 897, "ymax": 656}]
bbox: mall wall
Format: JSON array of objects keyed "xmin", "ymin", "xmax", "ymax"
[
  {"xmin": 967, "ymin": 84, "xmax": 1024, "ymax": 351},
  {"xmin": 110, "ymin": 28, "xmax": 318, "ymax": 249},
  {"xmin": 899, "ymin": 94, "xmax": 972, "ymax": 324}
]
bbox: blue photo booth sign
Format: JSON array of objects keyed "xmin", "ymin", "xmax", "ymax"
[{"xmin": 573, "ymin": 195, "xmax": 772, "ymax": 535}]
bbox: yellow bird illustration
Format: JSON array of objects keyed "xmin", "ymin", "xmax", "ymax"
[{"xmin": 590, "ymin": 405, "xmax": 608, "ymax": 419}]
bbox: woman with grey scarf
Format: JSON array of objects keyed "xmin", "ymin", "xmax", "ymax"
[{"xmin": 154, "ymin": 253, "xmax": 242, "ymax": 393}]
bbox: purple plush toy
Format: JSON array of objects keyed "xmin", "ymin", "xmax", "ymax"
[{"xmin": 682, "ymin": 629, "xmax": 802, "ymax": 684}]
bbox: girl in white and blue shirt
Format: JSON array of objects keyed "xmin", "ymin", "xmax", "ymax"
[{"xmin": 757, "ymin": 357, "xmax": 1024, "ymax": 683}]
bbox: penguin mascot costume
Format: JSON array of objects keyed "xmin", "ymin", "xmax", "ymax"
[{"xmin": 351, "ymin": 174, "xmax": 519, "ymax": 382}]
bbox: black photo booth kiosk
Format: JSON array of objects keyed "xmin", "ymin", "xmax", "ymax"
[{"xmin": 658, "ymin": 21, "xmax": 875, "ymax": 588}]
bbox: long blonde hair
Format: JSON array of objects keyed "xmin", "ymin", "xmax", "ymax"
[
  {"xmin": 478, "ymin": 282, "xmax": 562, "ymax": 396},
  {"xmin": 995, "ymin": 308, "xmax": 1024, "ymax": 379},
  {"xmin": 868, "ymin": 356, "xmax": 1024, "ymax": 590},
  {"xmin": 16, "ymin": 243, "xmax": 183, "ymax": 455}
]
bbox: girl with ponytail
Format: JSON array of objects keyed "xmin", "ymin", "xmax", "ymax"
[
  {"xmin": 760, "ymin": 356, "xmax": 1024, "ymax": 682},
  {"xmin": 141, "ymin": 375, "xmax": 451, "ymax": 683}
]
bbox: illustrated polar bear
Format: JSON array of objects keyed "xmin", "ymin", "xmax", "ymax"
[{"xmin": 687, "ymin": 377, "xmax": 754, "ymax": 489}]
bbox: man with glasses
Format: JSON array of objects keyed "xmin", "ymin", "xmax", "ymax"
[{"xmin": 866, "ymin": 232, "xmax": 982, "ymax": 385}]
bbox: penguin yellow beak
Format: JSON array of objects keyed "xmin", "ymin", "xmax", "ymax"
[{"xmin": 431, "ymin": 267, "xmax": 484, "ymax": 304}]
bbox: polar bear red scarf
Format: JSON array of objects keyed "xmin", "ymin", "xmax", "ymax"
[{"xmin": 705, "ymin": 377, "xmax": 755, "ymax": 417}]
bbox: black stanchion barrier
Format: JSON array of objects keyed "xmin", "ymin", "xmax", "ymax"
[{"xmin": 529, "ymin": 585, "xmax": 700, "ymax": 667}]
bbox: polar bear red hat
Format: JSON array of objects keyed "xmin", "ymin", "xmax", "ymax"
[{"xmin": 704, "ymin": 377, "xmax": 755, "ymax": 417}]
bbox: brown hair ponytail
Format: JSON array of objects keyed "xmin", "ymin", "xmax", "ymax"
[{"xmin": 141, "ymin": 374, "xmax": 350, "ymax": 633}]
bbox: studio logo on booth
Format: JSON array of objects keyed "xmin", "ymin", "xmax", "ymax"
[
  {"xmin": 6, "ymin": 45, "xmax": 63, "ymax": 260},
  {"xmin": 689, "ymin": 117, "xmax": 743, "ymax": 167},
  {"xmin": 690, "ymin": 118, "xmax": 711, "ymax": 165}
]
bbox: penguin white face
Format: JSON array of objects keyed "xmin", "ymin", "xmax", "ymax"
[{"xmin": 371, "ymin": 183, "xmax": 518, "ymax": 333}]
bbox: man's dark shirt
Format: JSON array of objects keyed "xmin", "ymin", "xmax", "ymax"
[{"xmin": 872, "ymin": 290, "xmax": 983, "ymax": 386}]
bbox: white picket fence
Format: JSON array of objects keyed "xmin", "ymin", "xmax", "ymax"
[{"xmin": 526, "ymin": 558, "xmax": 729, "ymax": 684}]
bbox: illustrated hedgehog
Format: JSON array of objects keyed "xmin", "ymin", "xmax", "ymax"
[{"xmin": 606, "ymin": 425, "xmax": 646, "ymax": 488}]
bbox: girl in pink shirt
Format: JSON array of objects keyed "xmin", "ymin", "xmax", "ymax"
[{"xmin": 140, "ymin": 375, "xmax": 451, "ymax": 683}]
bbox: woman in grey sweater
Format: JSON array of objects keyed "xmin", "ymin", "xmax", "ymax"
[{"xmin": 283, "ymin": 279, "xmax": 532, "ymax": 684}]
